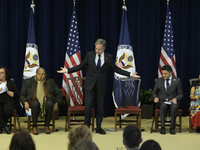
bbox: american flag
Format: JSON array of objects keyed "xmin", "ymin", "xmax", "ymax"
[
  {"xmin": 158, "ymin": 5, "xmax": 177, "ymax": 77},
  {"xmin": 62, "ymin": 6, "xmax": 83, "ymax": 106}
]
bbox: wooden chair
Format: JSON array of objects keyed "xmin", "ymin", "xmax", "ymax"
[
  {"xmin": 27, "ymin": 109, "xmax": 56, "ymax": 132},
  {"xmin": 7, "ymin": 109, "xmax": 20, "ymax": 132},
  {"xmin": 115, "ymin": 78, "xmax": 141, "ymax": 131},
  {"xmin": 65, "ymin": 77, "xmax": 95, "ymax": 132},
  {"xmin": 154, "ymin": 108, "xmax": 182, "ymax": 133},
  {"xmin": 189, "ymin": 78, "xmax": 199, "ymax": 133}
]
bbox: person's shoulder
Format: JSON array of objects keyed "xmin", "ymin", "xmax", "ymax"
[
  {"xmin": 24, "ymin": 77, "xmax": 35, "ymax": 83},
  {"xmin": 6, "ymin": 79, "xmax": 16, "ymax": 87},
  {"xmin": 46, "ymin": 78, "xmax": 55, "ymax": 83},
  {"xmin": 7, "ymin": 79, "xmax": 15, "ymax": 83},
  {"xmin": 173, "ymin": 76, "xmax": 181, "ymax": 81},
  {"xmin": 156, "ymin": 77, "xmax": 163, "ymax": 82},
  {"xmin": 104, "ymin": 52, "xmax": 113, "ymax": 59}
]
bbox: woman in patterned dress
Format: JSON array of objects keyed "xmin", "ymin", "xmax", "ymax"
[{"xmin": 190, "ymin": 75, "xmax": 200, "ymax": 133}]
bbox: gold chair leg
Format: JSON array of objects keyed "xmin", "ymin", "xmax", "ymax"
[
  {"xmin": 155, "ymin": 112, "xmax": 159, "ymax": 132},
  {"xmin": 28, "ymin": 116, "xmax": 31, "ymax": 132}
]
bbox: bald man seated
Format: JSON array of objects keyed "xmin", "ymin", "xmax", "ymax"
[{"xmin": 20, "ymin": 67, "xmax": 62, "ymax": 135}]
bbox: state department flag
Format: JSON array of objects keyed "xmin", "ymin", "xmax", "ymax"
[
  {"xmin": 23, "ymin": 3, "xmax": 39, "ymax": 79},
  {"xmin": 62, "ymin": 6, "xmax": 83, "ymax": 106},
  {"xmin": 158, "ymin": 4, "xmax": 177, "ymax": 77},
  {"xmin": 113, "ymin": 4, "xmax": 136, "ymax": 108}
]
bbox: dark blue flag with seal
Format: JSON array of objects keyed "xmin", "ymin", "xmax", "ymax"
[
  {"xmin": 112, "ymin": 3, "xmax": 137, "ymax": 109},
  {"xmin": 23, "ymin": 3, "xmax": 39, "ymax": 79}
]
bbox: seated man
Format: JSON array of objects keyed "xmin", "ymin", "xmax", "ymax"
[
  {"xmin": 152, "ymin": 65, "xmax": 183, "ymax": 135},
  {"xmin": 20, "ymin": 67, "xmax": 62, "ymax": 135},
  {"xmin": 123, "ymin": 125, "xmax": 142, "ymax": 150}
]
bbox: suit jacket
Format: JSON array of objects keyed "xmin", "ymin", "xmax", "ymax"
[
  {"xmin": 20, "ymin": 77, "xmax": 62, "ymax": 104},
  {"xmin": 152, "ymin": 76, "xmax": 183, "ymax": 103},
  {"xmin": 68, "ymin": 51, "xmax": 131, "ymax": 91}
]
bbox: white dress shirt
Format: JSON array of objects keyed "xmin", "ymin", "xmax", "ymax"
[
  {"xmin": 95, "ymin": 52, "xmax": 105, "ymax": 67},
  {"xmin": 165, "ymin": 75, "xmax": 172, "ymax": 90}
]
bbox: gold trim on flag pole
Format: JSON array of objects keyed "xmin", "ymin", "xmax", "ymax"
[
  {"xmin": 167, "ymin": 0, "xmax": 169, "ymax": 5},
  {"xmin": 123, "ymin": 0, "xmax": 126, "ymax": 6},
  {"xmin": 122, "ymin": 0, "xmax": 127, "ymax": 10},
  {"xmin": 73, "ymin": 0, "xmax": 76, "ymax": 7},
  {"xmin": 30, "ymin": 0, "xmax": 35, "ymax": 12}
]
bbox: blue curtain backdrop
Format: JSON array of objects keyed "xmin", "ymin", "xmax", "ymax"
[{"xmin": 0, "ymin": 0, "xmax": 200, "ymax": 116}]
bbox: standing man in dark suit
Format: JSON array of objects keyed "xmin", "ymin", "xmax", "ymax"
[
  {"xmin": 58, "ymin": 38, "xmax": 140, "ymax": 134},
  {"xmin": 152, "ymin": 65, "xmax": 183, "ymax": 135}
]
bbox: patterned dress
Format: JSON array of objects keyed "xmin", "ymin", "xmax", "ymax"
[{"xmin": 190, "ymin": 86, "xmax": 200, "ymax": 129}]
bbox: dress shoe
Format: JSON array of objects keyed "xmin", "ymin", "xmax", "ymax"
[
  {"xmin": 160, "ymin": 127, "xmax": 166, "ymax": 135},
  {"xmin": 45, "ymin": 126, "xmax": 51, "ymax": 134},
  {"xmin": 4, "ymin": 126, "xmax": 11, "ymax": 134},
  {"xmin": 195, "ymin": 127, "xmax": 200, "ymax": 133},
  {"xmin": 32, "ymin": 127, "xmax": 38, "ymax": 135},
  {"xmin": 0, "ymin": 125, "xmax": 2, "ymax": 134},
  {"xmin": 170, "ymin": 128, "xmax": 176, "ymax": 135},
  {"xmin": 96, "ymin": 128, "xmax": 106, "ymax": 135}
]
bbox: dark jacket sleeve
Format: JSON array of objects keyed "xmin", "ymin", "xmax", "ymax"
[
  {"xmin": 7, "ymin": 80, "xmax": 19, "ymax": 99},
  {"xmin": 152, "ymin": 79, "xmax": 159, "ymax": 99},
  {"xmin": 175, "ymin": 79, "xmax": 183, "ymax": 101},
  {"xmin": 20, "ymin": 79, "xmax": 30, "ymax": 104},
  {"xmin": 109, "ymin": 54, "xmax": 131, "ymax": 77}
]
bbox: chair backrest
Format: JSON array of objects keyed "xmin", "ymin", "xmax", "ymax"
[
  {"xmin": 118, "ymin": 78, "xmax": 141, "ymax": 107},
  {"xmin": 66, "ymin": 77, "xmax": 85, "ymax": 106},
  {"xmin": 189, "ymin": 78, "xmax": 199, "ymax": 86}
]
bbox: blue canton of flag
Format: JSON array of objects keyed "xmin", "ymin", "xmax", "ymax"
[
  {"xmin": 158, "ymin": 5, "xmax": 177, "ymax": 77},
  {"xmin": 62, "ymin": 6, "xmax": 83, "ymax": 106},
  {"xmin": 23, "ymin": 3, "xmax": 40, "ymax": 79},
  {"xmin": 112, "ymin": 4, "xmax": 137, "ymax": 108}
]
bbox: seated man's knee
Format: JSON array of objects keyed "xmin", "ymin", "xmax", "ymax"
[
  {"xmin": 45, "ymin": 100, "xmax": 54, "ymax": 109},
  {"xmin": 160, "ymin": 103, "xmax": 167, "ymax": 110},
  {"xmin": 30, "ymin": 100, "xmax": 40, "ymax": 108},
  {"xmin": 170, "ymin": 104, "xmax": 178, "ymax": 111}
]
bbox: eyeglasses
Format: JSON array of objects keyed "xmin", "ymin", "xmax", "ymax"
[{"xmin": 37, "ymin": 73, "xmax": 46, "ymax": 76}]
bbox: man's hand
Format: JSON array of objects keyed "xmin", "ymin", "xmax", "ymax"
[
  {"xmin": 53, "ymin": 103, "xmax": 58, "ymax": 112},
  {"xmin": 154, "ymin": 97, "xmax": 159, "ymax": 103},
  {"xmin": 171, "ymin": 98, "xmax": 177, "ymax": 104},
  {"xmin": 24, "ymin": 102, "xmax": 29, "ymax": 110},
  {"xmin": 57, "ymin": 67, "xmax": 67, "ymax": 74},
  {"xmin": 130, "ymin": 72, "xmax": 140, "ymax": 78}
]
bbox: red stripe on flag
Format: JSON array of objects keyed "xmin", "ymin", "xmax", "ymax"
[{"xmin": 160, "ymin": 53, "xmax": 169, "ymax": 66}]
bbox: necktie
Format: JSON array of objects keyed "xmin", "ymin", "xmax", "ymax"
[
  {"xmin": 166, "ymin": 79, "xmax": 169, "ymax": 91},
  {"xmin": 97, "ymin": 55, "xmax": 101, "ymax": 70}
]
